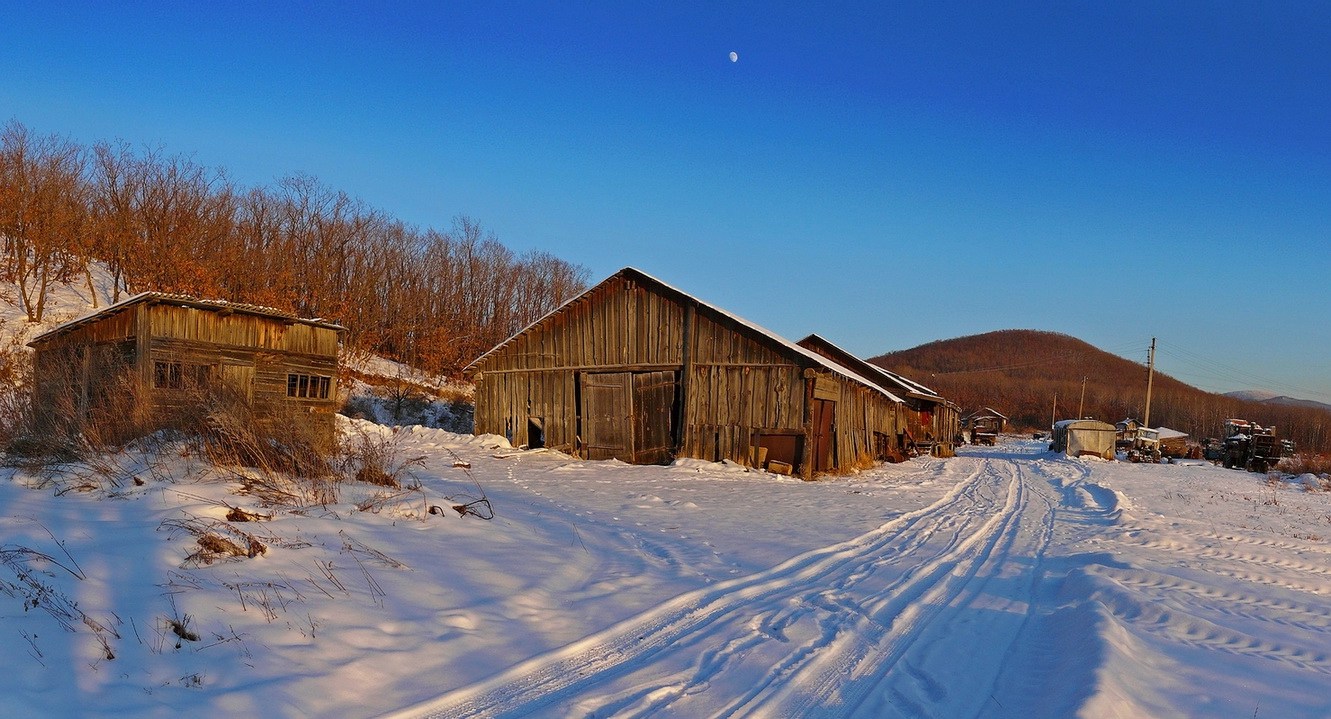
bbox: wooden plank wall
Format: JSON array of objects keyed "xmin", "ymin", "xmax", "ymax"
[
  {"xmin": 473, "ymin": 276, "xmax": 908, "ymax": 474},
  {"xmin": 830, "ymin": 380, "xmax": 902, "ymax": 470},
  {"xmin": 148, "ymin": 305, "xmax": 339, "ymax": 356},
  {"xmin": 681, "ymin": 310, "xmax": 807, "ymax": 466},
  {"xmin": 474, "ymin": 279, "xmax": 686, "ymax": 450}
]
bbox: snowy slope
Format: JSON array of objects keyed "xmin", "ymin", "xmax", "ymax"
[{"xmin": 3, "ymin": 429, "xmax": 1331, "ymax": 718}]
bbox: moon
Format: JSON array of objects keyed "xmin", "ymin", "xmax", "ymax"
[{"xmin": 729, "ymin": 51, "xmax": 738, "ymax": 63}]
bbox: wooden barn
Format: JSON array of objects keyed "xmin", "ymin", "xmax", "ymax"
[
  {"xmin": 467, "ymin": 268, "xmax": 910, "ymax": 478},
  {"xmin": 796, "ymin": 334, "xmax": 957, "ymax": 457},
  {"xmin": 28, "ymin": 293, "xmax": 343, "ymax": 446}
]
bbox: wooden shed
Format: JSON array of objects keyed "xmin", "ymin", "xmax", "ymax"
[
  {"xmin": 28, "ymin": 292, "xmax": 343, "ymax": 446},
  {"xmin": 467, "ymin": 268, "xmax": 907, "ymax": 478},
  {"xmin": 796, "ymin": 334, "xmax": 957, "ymax": 457}
]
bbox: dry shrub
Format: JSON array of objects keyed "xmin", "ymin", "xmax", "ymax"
[
  {"xmin": 185, "ymin": 386, "xmax": 340, "ymax": 507},
  {"xmin": 0, "ymin": 322, "xmax": 33, "ymax": 449},
  {"xmin": 1278, "ymin": 453, "xmax": 1331, "ymax": 477},
  {"xmin": 4, "ymin": 340, "xmax": 150, "ymax": 463},
  {"xmin": 340, "ymin": 425, "xmax": 424, "ymax": 489}
]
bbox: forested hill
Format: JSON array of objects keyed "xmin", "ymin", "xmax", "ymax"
[
  {"xmin": 871, "ymin": 329, "xmax": 1331, "ymax": 454},
  {"xmin": 0, "ymin": 121, "xmax": 587, "ymax": 376}
]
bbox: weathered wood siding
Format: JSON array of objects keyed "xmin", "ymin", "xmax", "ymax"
[
  {"xmin": 472, "ymin": 271, "xmax": 906, "ymax": 476},
  {"xmin": 682, "ymin": 310, "xmax": 807, "ymax": 465},
  {"xmin": 30, "ymin": 299, "xmax": 341, "ymax": 447},
  {"xmin": 473, "ymin": 278, "xmax": 686, "ymax": 450},
  {"xmin": 147, "ymin": 304, "xmax": 338, "ymax": 355}
]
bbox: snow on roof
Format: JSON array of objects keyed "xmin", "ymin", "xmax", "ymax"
[
  {"xmin": 28, "ymin": 291, "xmax": 345, "ymax": 346},
  {"xmin": 468, "ymin": 268, "xmax": 904, "ymax": 404},
  {"xmin": 1153, "ymin": 427, "xmax": 1189, "ymax": 440},
  {"xmin": 1054, "ymin": 419, "xmax": 1116, "ymax": 430},
  {"xmin": 796, "ymin": 334, "xmax": 921, "ymax": 404}
]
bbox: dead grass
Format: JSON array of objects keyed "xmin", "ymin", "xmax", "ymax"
[
  {"xmin": 1278, "ymin": 453, "xmax": 1331, "ymax": 477},
  {"xmin": 340, "ymin": 425, "xmax": 425, "ymax": 489},
  {"xmin": 160, "ymin": 515, "xmax": 274, "ymax": 567}
]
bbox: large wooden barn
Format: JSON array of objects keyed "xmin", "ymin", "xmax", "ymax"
[
  {"xmin": 467, "ymin": 268, "xmax": 917, "ymax": 478},
  {"xmin": 28, "ymin": 293, "xmax": 343, "ymax": 446},
  {"xmin": 796, "ymin": 334, "xmax": 958, "ymax": 457}
]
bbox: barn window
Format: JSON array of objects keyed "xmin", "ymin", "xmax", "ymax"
[
  {"xmin": 153, "ymin": 361, "xmax": 183, "ymax": 390},
  {"xmin": 154, "ymin": 362, "xmax": 215, "ymax": 390},
  {"xmin": 286, "ymin": 373, "xmax": 332, "ymax": 399}
]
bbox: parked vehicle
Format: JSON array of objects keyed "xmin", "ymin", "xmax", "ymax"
[
  {"xmin": 1126, "ymin": 427, "xmax": 1162, "ymax": 463},
  {"xmin": 1220, "ymin": 419, "xmax": 1292, "ymax": 473}
]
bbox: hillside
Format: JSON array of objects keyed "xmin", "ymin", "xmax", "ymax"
[
  {"xmin": 871, "ymin": 329, "xmax": 1331, "ymax": 454},
  {"xmin": 0, "ymin": 120, "xmax": 586, "ymax": 378}
]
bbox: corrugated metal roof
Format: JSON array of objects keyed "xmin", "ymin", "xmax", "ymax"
[{"xmin": 28, "ymin": 291, "xmax": 345, "ymax": 346}]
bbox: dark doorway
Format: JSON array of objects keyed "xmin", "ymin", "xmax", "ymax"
[
  {"xmin": 527, "ymin": 417, "xmax": 545, "ymax": 449},
  {"xmin": 811, "ymin": 399, "xmax": 836, "ymax": 473}
]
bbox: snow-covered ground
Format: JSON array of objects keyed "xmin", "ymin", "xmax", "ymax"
[{"xmin": 3, "ymin": 428, "xmax": 1330, "ymax": 718}]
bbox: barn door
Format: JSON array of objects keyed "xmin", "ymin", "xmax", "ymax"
[
  {"xmin": 811, "ymin": 398, "xmax": 836, "ymax": 473},
  {"xmin": 580, "ymin": 371, "xmax": 677, "ymax": 464},
  {"xmin": 581, "ymin": 372, "xmax": 632, "ymax": 461},
  {"xmin": 632, "ymin": 371, "xmax": 676, "ymax": 465}
]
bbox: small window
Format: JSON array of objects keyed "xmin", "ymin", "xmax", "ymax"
[
  {"xmin": 154, "ymin": 361, "xmax": 183, "ymax": 390},
  {"xmin": 286, "ymin": 373, "xmax": 332, "ymax": 400}
]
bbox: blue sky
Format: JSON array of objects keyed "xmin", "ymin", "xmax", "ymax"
[{"xmin": 4, "ymin": 2, "xmax": 1329, "ymax": 400}]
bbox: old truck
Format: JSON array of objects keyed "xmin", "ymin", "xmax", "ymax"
[{"xmin": 1219, "ymin": 419, "xmax": 1291, "ymax": 473}]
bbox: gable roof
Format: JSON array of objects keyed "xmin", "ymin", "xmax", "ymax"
[
  {"xmin": 467, "ymin": 267, "xmax": 903, "ymax": 404},
  {"xmin": 797, "ymin": 333, "xmax": 928, "ymax": 404},
  {"xmin": 799, "ymin": 334, "xmax": 943, "ymax": 404},
  {"xmin": 964, "ymin": 406, "xmax": 1008, "ymax": 421},
  {"xmin": 28, "ymin": 291, "xmax": 345, "ymax": 347}
]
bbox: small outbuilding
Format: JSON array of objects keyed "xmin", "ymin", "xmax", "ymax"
[
  {"xmin": 1051, "ymin": 419, "xmax": 1117, "ymax": 459},
  {"xmin": 467, "ymin": 268, "xmax": 913, "ymax": 477},
  {"xmin": 1115, "ymin": 418, "xmax": 1142, "ymax": 444},
  {"xmin": 797, "ymin": 334, "xmax": 957, "ymax": 457},
  {"xmin": 28, "ymin": 292, "xmax": 343, "ymax": 447},
  {"xmin": 963, "ymin": 407, "xmax": 1008, "ymax": 445},
  {"xmin": 1155, "ymin": 427, "xmax": 1190, "ymax": 457}
]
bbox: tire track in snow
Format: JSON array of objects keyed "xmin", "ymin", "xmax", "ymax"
[
  {"xmin": 583, "ymin": 456, "xmax": 1054, "ymax": 719},
  {"xmin": 758, "ymin": 458, "xmax": 1056, "ymax": 718},
  {"xmin": 388, "ymin": 460, "xmax": 1000, "ymax": 719},
  {"xmin": 1086, "ymin": 565, "xmax": 1331, "ymax": 633}
]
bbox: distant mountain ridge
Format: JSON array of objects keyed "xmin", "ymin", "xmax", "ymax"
[
  {"xmin": 1226, "ymin": 391, "xmax": 1331, "ymax": 414},
  {"xmin": 871, "ymin": 329, "xmax": 1331, "ymax": 454}
]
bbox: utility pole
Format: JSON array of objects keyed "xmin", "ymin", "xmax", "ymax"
[
  {"xmin": 1051, "ymin": 392, "xmax": 1058, "ymax": 429},
  {"xmin": 1144, "ymin": 338, "xmax": 1156, "ymax": 429},
  {"xmin": 1078, "ymin": 376, "xmax": 1087, "ymax": 419}
]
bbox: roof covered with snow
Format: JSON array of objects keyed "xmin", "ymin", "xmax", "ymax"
[
  {"xmin": 1153, "ymin": 427, "xmax": 1189, "ymax": 440},
  {"xmin": 1054, "ymin": 419, "xmax": 1116, "ymax": 430},
  {"xmin": 28, "ymin": 291, "xmax": 345, "ymax": 346}
]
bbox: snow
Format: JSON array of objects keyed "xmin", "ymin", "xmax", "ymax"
[{"xmin": 4, "ymin": 431, "xmax": 1331, "ymax": 718}]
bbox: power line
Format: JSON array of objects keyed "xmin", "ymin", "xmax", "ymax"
[{"xmin": 1155, "ymin": 343, "xmax": 1331, "ymax": 404}]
